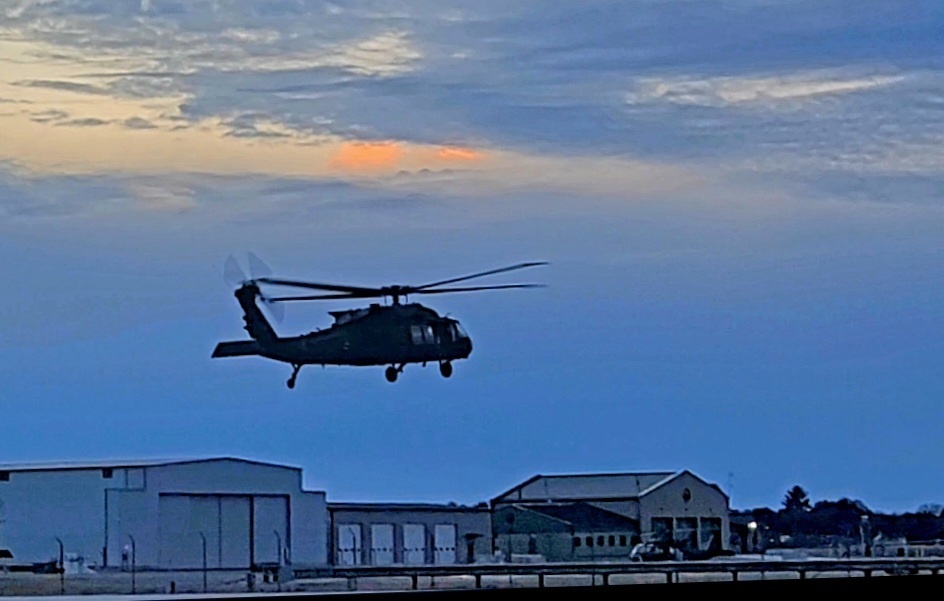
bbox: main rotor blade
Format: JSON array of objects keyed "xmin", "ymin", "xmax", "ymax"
[
  {"xmin": 255, "ymin": 277, "xmax": 379, "ymax": 296},
  {"xmin": 413, "ymin": 262, "xmax": 548, "ymax": 290},
  {"xmin": 413, "ymin": 284, "xmax": 546, "ymax": 294},
  {"xmin": 267, "ymin": 292, "xmax": 379, "ymax": 302}
]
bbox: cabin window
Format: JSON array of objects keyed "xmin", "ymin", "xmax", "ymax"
[
  {"xmin": 573, "ymin": 537, "xmax": 581, "ymax": 548},
  {"xmin": 597, "ymin": 535, "xmax": 605, "ymax": 547},
  {"xmin": 410, "ymin": 325, "xmax": 436, "ymax": 345},
  {"xmin": 608, "ymin": 535, "xmax": 616, "ymax": 547},
  {"xmin": 102, "ymin": 468, "xmax": 113, "ymax": 479},
  {"xmin": 619, "ymin": 535, "xmax": 627, "ymax": 547},
  {"xmin": 585, "ymin": 536, "xmax": 593, "ymax": 547},
  {"xmin": 0, "ymin": 471, "xmax": 8, "ymax": 482}
]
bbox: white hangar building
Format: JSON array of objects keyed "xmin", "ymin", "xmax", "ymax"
[{"xmin": 0, "ymin": 457, "xmax": 328, "ymax": 570}]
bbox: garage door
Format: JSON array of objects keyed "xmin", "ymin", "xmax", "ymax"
[{"xmin": 158, "ymin": 495, "xmax": 252, "ymax": 569}]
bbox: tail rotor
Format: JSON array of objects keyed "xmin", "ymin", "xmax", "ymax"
[{"xmin": 222, "ymin": 252, "xmax": 285, "ymax": 323}]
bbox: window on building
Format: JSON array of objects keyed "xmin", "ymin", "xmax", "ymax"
[
  {"xmin": 608, "ymin": 535, "xmax": 616, "ymax": 547},
  {"xmin": 619, "ymin": 535, "xmax": 627, "ymax": 547},
  {"xmin": 0, "ymin": 471, "xmax": 8, "ymax": 482},
  {"xmin": 573, "ymin": 536, "xmax": 581, "ymax": 548},
  {"xmin": 585, "ymin": 536, "xmax": 593, "ymax": 547},
  {"xmin": 597, "ymin": 535, "xmax": 604, "ymax": 547},
  {"xmin": 102, "ymin": 468, "xmax": 113, "ymax": 479}
]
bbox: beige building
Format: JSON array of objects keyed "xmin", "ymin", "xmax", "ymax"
[{"xmin": 490, "ymin": 470, "xmax": 730, "ymax": 560}]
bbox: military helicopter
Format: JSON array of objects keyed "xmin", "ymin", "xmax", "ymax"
[{"xmin": 212, "ymin": 255, "xmax": 547, "ymax": 388}]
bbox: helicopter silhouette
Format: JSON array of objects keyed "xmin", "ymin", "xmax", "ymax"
[{"xmin": 212, "ymin": 255, "xmax": 548, "ymax": 388}]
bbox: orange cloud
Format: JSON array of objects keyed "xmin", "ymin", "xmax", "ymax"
[
  {"xmin": 437, "ymin": 146, "xmax": 482, "ymax": 161},
  {"xmin": 329, "ymin": 141, "xmax": 404, "ymax": 171}
]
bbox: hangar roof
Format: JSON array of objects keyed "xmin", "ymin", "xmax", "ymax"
[
  {"xmin": 519, "ymin": 502, "xmax": 640, "ymax": 531},
  {"xmin": 0, "ymin": 456, "xmax": 301, "ymax": 473},
  {"xmin": 491, "ymin": 470, "xmax": 726, "ymax": 505}
]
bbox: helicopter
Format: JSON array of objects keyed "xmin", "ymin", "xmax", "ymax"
[{"xmin": 212, "ymin": 255, "xmax": 548, "ymax": 388}]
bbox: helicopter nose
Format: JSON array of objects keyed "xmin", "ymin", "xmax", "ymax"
[{"xmin": 463, "ymin": 337, "xmax": 473, "ymax": 356}]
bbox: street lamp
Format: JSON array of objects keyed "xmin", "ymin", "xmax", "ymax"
[
  {"xmin": 127, "ymin": 535, "xmax": 136, "ymax": 594},
  {"xmin": 273, "ymin": 530, "xmax": 282, "ymax": 592},
  {"xmin": 747, "ymin": 522, "xmax": 757, "ymax": 553},
  {"xmin": 199, "ymin": 532, "xmax": 207, "ymax": 593},
  {"xmin": 54, "ymin": 537, "xmax": 64, "ymax": 595}
]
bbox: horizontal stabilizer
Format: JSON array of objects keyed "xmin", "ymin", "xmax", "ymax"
[{"xmin": 212, "ymin": 340, "xmax": 262, "ymax": 358}]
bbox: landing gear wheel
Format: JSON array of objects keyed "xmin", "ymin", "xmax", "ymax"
[
  {"xmin": 439, "ymin": 361, "xmax": 453, "ymax": 378},
  {"xmin": 287, "ymin": 364, "xmax": 301, "ymax": 389},
  {"xmin": 385, "ymin": 366, "xmax": 399, "ymax": 383}
]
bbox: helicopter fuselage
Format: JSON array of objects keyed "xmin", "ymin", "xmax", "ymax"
[{"xmin": 261, "ymin": 303, "xmax": 473, "ymax": 367}]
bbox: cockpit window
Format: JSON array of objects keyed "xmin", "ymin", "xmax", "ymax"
[{"xmin": 452, "ymin": 322, "xmax": 469, "ymax": 339}]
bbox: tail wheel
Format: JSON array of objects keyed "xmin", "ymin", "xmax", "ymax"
[
  {"xmin": 439, "ymin": 361, "xmax": 453, "ymax": 378},
  {"xmin": 385, "ymin": 366, "xmax": 399, "ymax": 383}
]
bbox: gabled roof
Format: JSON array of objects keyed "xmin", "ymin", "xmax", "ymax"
[
  {"xmin": 491, "ymin": 470, "xmax": 727, "ymax": 504},
  {"xmin": 328, "ymin": 502, "xmax": 489, "ymax": 513},
  {"xmin": 491, "ymin": 471, "xmax": 675, "ymax": 504},
  {"xmin": 0, "ymin": 456, "xmax": 300, "ymax": 473},
  {"xmin": 519, "ymin": 502, "xmax": 640, "ymax": 531}
]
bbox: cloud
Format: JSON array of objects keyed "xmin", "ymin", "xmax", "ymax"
[
  {"xmin": 321, "ymin": 31, "xmax": 422, "ymax": 77},
  {"xmin": 56, "ymin": 117, "xmax": 111, "ymax": 127},
  {"xmin": 128, "ymin": 181, "xmax": 196, "ymax": 212},
  {"xmin": 15, "ymin": 79, "xmax": 110, "ymax": 96},
  {"xmin": 123, "ymin": 116, "xmax": 157, "ymax": 129},
  {"xmin": 329, "ymin": 141, "xmax": 406, "ymax": 172},
  {"xmin": 625, "ymin": 70, "xmax": 905, "ymax": 109}
]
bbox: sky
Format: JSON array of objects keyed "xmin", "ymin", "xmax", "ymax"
[{"xmin": 2, "ymin": 0, "xmax": 944, "ymax": 515}]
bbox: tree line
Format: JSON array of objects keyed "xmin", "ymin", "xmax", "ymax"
[{"xmin": 731, "ymin": 485, "xmax": 944, "ymax": 550}]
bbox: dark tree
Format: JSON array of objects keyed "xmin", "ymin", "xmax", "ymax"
[{"xmin": 783, "ymin": 486, "xmax": 812, "ymax": 512}]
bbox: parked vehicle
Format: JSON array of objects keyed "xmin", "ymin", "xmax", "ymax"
[{"xmin": 629, "ymin": 542, "xmax": 677, "ymax": 562}]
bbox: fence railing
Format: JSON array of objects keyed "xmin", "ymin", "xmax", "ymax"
[{"xmin": 294, "ymin": 557, "xmax": 944, "ymax": 590}]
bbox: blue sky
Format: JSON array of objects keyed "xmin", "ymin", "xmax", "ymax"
[{"xmin": 2, "ymin": 0, "xmax": 944, "ymax": 514}]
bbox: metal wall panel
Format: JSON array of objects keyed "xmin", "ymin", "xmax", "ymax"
[
  {"xmin": 158, "ymin": 495, "xmax": 252, "ymax": 569},
  {"xmin": 158, "ymin": 495, "xmax": 219, "ymax": 569},
  {"xmin": 220, "ymin": 496, "xmax": 251, "ymax": 568},
  {"xmin": 253, "ymin": 496, "xmax": 289, "ymax": 566}
]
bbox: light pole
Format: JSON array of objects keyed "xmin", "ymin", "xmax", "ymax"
[
  {"xmin": 199, "ymin": 532, "xmax": 207, "ymax": 593},
  {"xmin": 127, "ymin": 535, "xmax": 136, "ymax": 594},
  {"xmin": 747, "ymin": 522, "xmax": 757, "ymax": 554},
  {"xmin": 273, "ymin": 530, "xmax": 282, "ymax": 592},
  {"xmin": 54, "ymin": 537, "xmax": 64, "ymax": 595}
]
